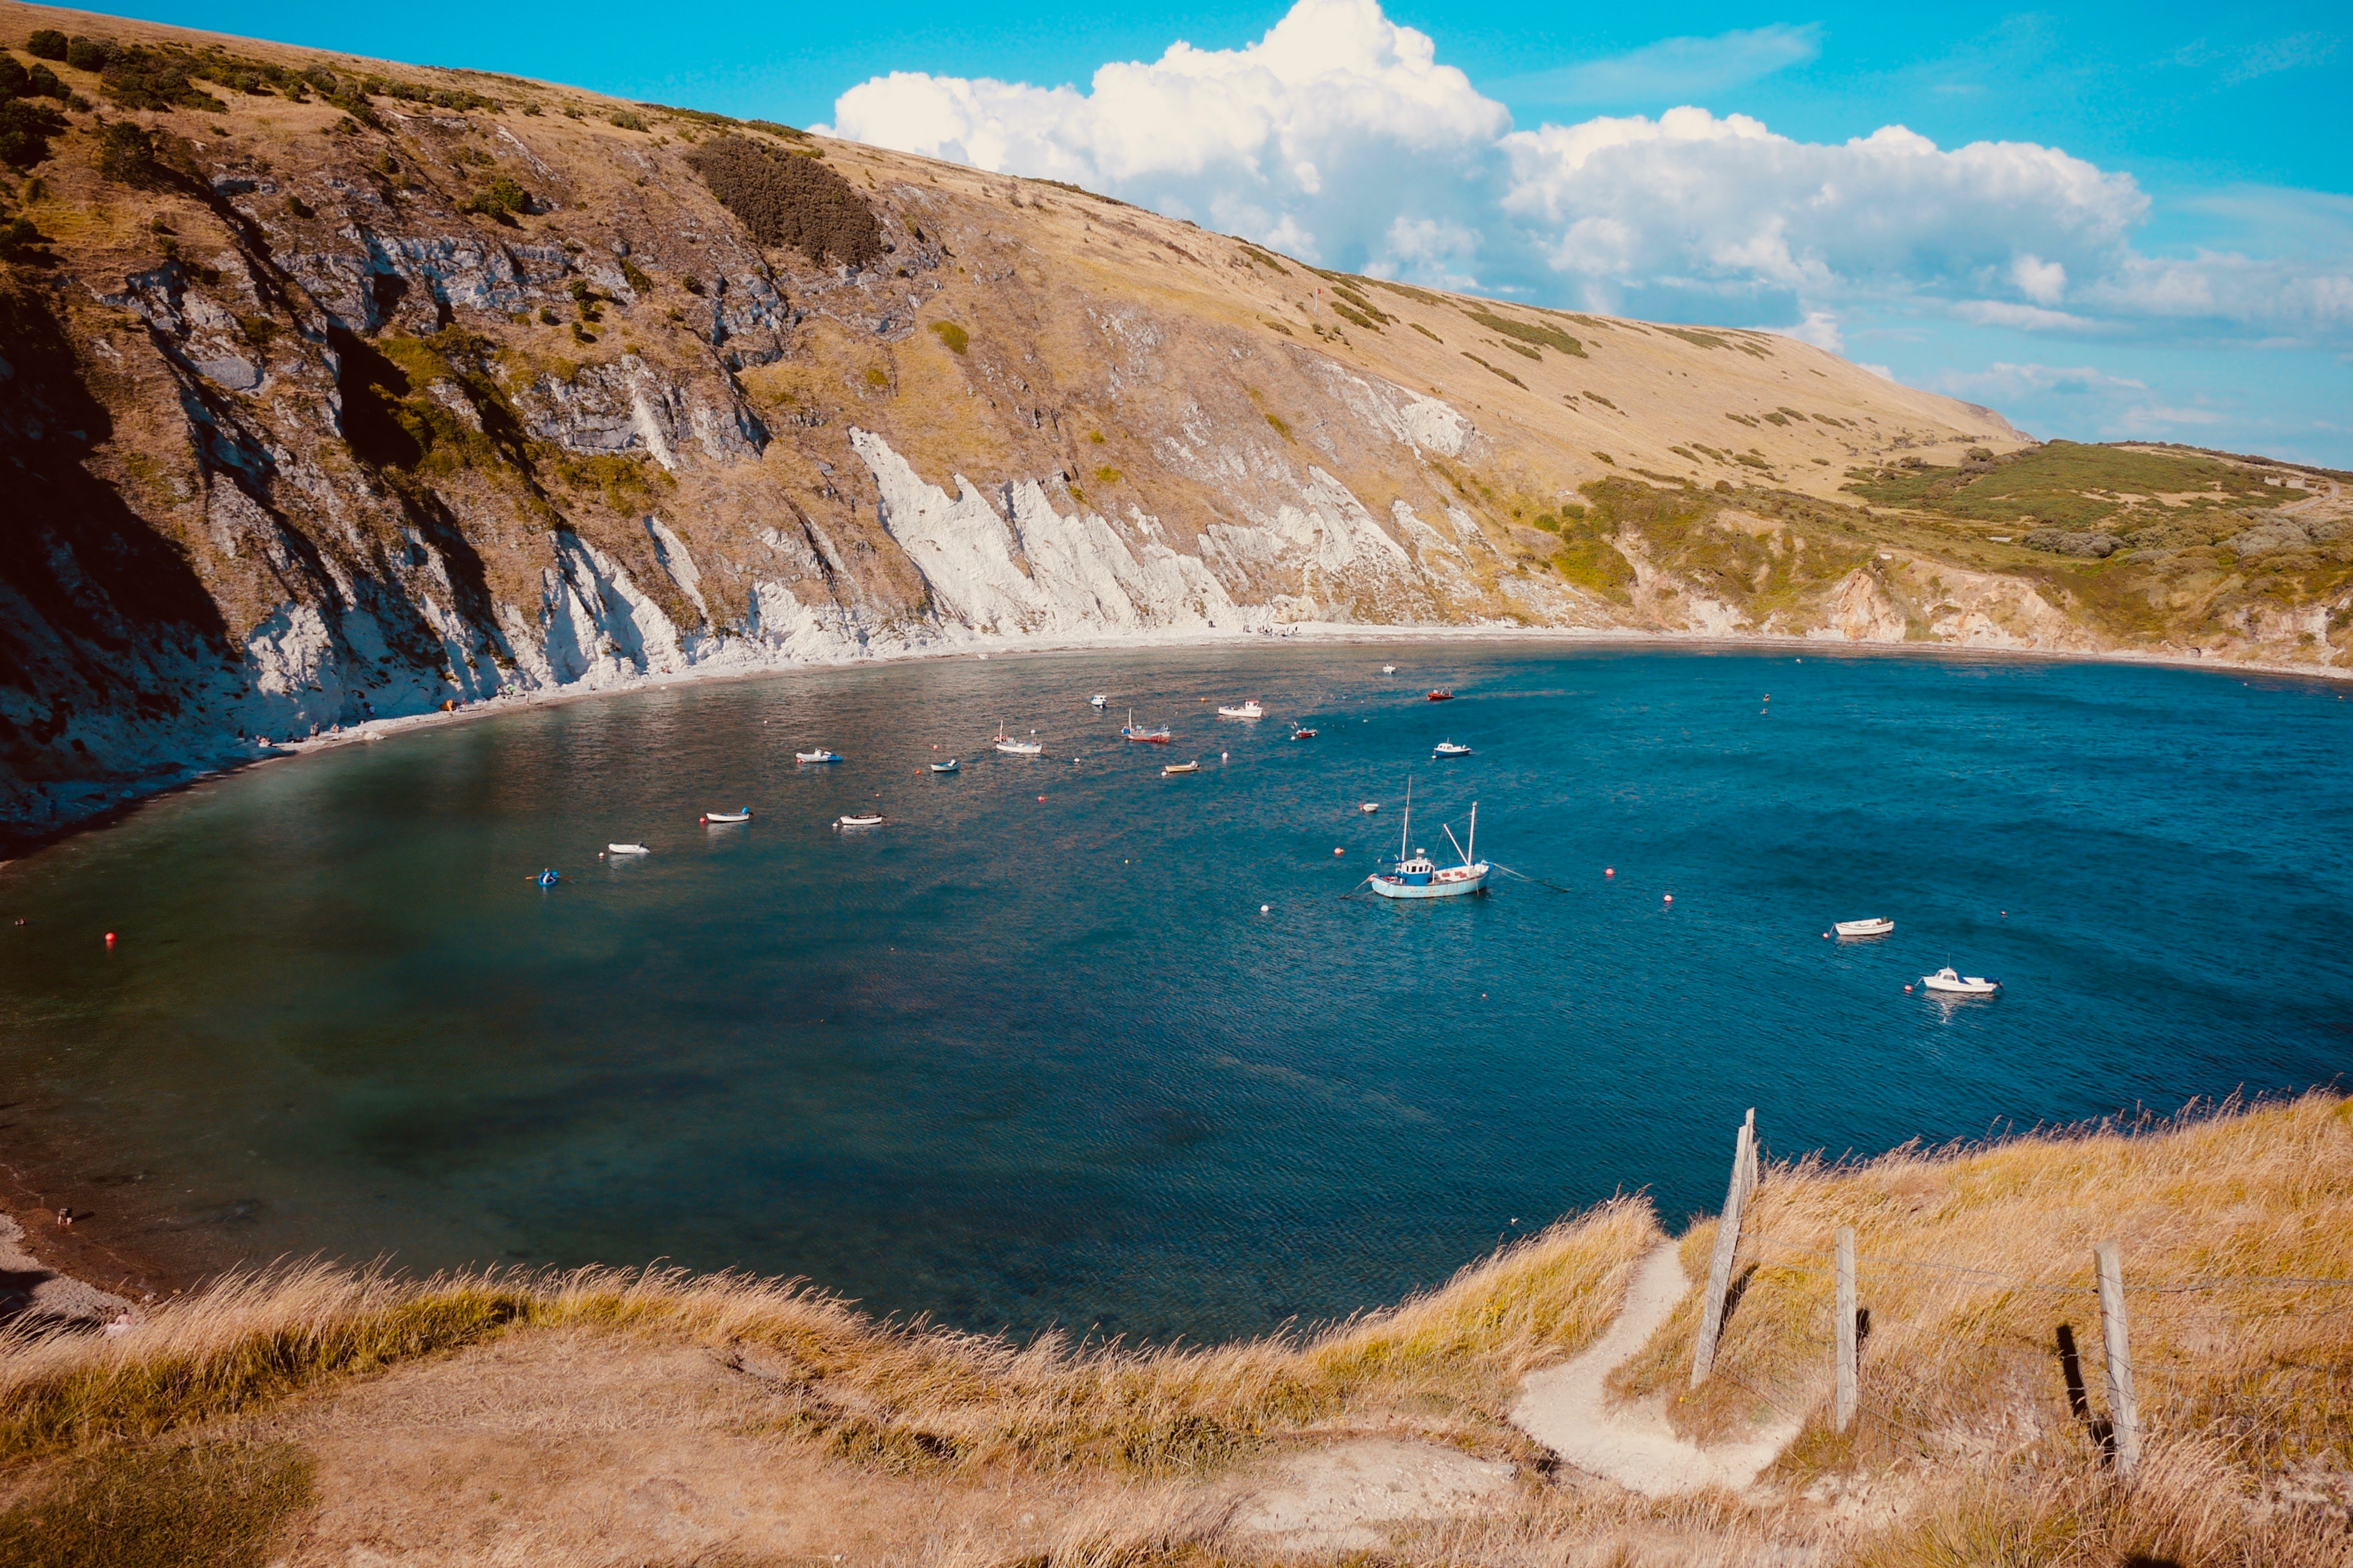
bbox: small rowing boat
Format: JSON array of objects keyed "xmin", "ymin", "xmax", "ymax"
[
  {"xmin": 1163, "ymin": 760, "xmax": 1199, "ymax": 776},
  {"xmin": 1217, "ymin": 699, "xmax": 1265, "ymax": 719},
  {"xmin": 836, "ymin": 813, "xmax": 884, "ymax": 829},
  {"xmin": 700, "ymin": 807, "xmax": 753, "ymax": 825},
  {"xmin": 1432, "ymin": 740, "xmax": 1472, "ymax": 757},
  {"xmin": 1922, "ymin": 967, "xmax": 1999, "ymax": 995},
  {"xmin": 796, "ymin": 749, "xmax": 843, "ymax": 764},
  {"xmin": 1427, "ymin": 689, "xmax": 1454, "ymax": 702},
  {"xmin": 1834, "ymin": 917, "xmax": 1893, "ymax": 938},
  {"xmin": 930, "ymin": 758, "xmax": 960, "ymax": 773},
  {"xmin": 1359, "ymin": 801, "xmax": 1379, "ymax": 813},
  {"xmin": 607, "ymin": 842, "xmax": 651, "ymax": 855}
]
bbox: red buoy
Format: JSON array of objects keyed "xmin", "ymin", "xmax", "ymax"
[
  {"xmin": 1663, "ymin": 894, "xmax": 1674, "ymax": 904},
  {"xmin": 104, "ymin": 931, "xmax": 116, "ymax": 945},
  {"xmin": 1604, "ymin": 867, "xmax": 1614, "ymax": 877}
]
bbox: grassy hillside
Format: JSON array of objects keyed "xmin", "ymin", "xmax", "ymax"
[{"xmin": 1, "ymin": 1098, "xmax": 2345, "ymax": 1564}]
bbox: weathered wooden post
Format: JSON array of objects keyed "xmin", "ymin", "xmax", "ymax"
[
  {"xmin": 1834, "ymin": 1225, "xmax": 1858, "ymax": 1433},
  {"xmin": 1691, "ymin": 1108, "xmax": 1758, "ymax": 1389},
  {"xmin": 2095, "ymin": 1242, "xmax": 2141, "ymax": 1477}
]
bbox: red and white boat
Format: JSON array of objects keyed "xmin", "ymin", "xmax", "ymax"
[{"xmin": 1427, "ymin": 689, "xmax": 1454, "ymax": 701}]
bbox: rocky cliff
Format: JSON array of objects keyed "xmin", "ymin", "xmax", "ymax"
[{"xmin": 2, "ymin": 2, "xmax": 2348, "ymax": 843}]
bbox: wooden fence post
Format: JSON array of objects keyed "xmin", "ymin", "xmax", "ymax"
[
  {"xmin": 1835, "ymin": 1225, "xmax": 1858, "ymax": 1434},
  {"xmin": 2095, "ymin": 1242, "xmax": 2141, "ymax": 1477},
  {"xmin": 1691, "ymin": 1108, "xmax": 1758, "ymax": 1389}
]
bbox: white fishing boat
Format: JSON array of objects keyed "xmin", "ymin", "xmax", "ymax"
[
  {"xmin": 1922, "ymin": 967, "xmax": 1999, "ymax": 995},
  {"xmin": 992, "ymin": 722, "xmax": 1044, "ymax": 756},
  {"xmin": 1432, "ymin": 740, "xmax": 1472, "ymax": 757},
  {"xmin": 1835, "ymin": 917, "xmax": 1894, "ymax": 938},
  {"xmin": 700, "ymin": 807, "xmax": 753, "ymax": 825},
  {"xmin": 836, "ymin": 813, "xmax": 884, "ymax": 829},
  {"xmin": 1217, "ymin": 699, "xmax": 1265, "ymax": 719},
  {"xmin": 607, "ymin": 842, "xmax": 651, "ymax": 855},
  {"xmin": 1163, "ymin": 760, "xmax": 1199, "ymax": 776},
  {"xmin": 930, "ymin": 758, "xmax": 961, "ymax": 773},
  {"xmin": 1367, "ymin": 782, "xmax": 1489, "ymax": 900},
  {"xmin": 795, "ymin": 748, "xmax": 843, "ymax": 764},
  {"xmin": 1089, "ymin": 694, "xmax": 1108, "ymax": 709},
  {"xmin": 1120, "ymin": 708, "xmax": 1171, "ymax": 743}
]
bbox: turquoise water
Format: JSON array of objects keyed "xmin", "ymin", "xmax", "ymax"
[{"xmin": 3, "ymin": 644, "xmax": 2349, "ymax": 1339}]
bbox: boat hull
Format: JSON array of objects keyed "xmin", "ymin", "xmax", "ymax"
[{"xmin": 1368, "ymin": 866, "xmax": 1489, "ymax": 899}]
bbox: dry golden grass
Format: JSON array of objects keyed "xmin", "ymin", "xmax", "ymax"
[{"xmin": 5, "ymin": 1101, "xmax": 2350, "ymax": 1564}]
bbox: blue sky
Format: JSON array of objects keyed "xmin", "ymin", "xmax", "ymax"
[{"xmin": 77, "ymin": 0, "xmax": 2353, "ymax": 463}]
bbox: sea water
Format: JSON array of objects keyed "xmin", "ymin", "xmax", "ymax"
[{"xmin": 2, "ymin": 644, "xmax": 2348, "ymax": 1339}]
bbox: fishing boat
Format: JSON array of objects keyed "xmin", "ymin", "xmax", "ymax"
[
  {"xmin": 1089, "ymin": 694, "xmax": 1108, "ymax": 709},
  {"xmin": 836, "ymin": 813, "xmax": 885, "ymax": 829},
  {"xmin": 1217, "ymin": 699, "xmax": 1265, "ymax": 719},
  {"xmin": 1922, "ymin": 967, "xmax": 1999, "ymax": 995},
  {"xmin": 1120, "ymin": 709, "xmax": 1171, "ymax": 743},
  {"xmin": 1290, "ymin": 725, "xmax": 1318, "ymax": 739},
  {"xmin": 700, "ymin": 807, "xmax": 753, "ymax": 825},
  {"xmin": 1367, "ymin": 782, "xmax": 1489, "ymax": 900},
  {"xmin": 1427, "ymin": 689, "xmax": 1454, "ymax": 702},
  {"xmin": 795, "ymin": 748, "xmax": 843, "ymax": 764},
  {"xmin": 607, "ymin": 842, "xmax": 651, "ymax": 855},
  {"xmin": 1163, "ymin": 760, "xmax": 1199, "ymax": 776},
  {"xmin": 1432, "ymin": 740, "xmax": 1472, "ymax": 757},
  {"xmin": 1834, "ymin": 917, "xmax": 1894, "ymax": 938},
  {"xmin": 992, "ymin": 722, "xmax": 1044, "ymax": 756},
  {"xmin": 930, "ymin": 758, "xmax": 961, "ymax": 773}
]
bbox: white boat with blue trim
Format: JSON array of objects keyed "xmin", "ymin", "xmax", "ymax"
[{"xmin": 1367, "ymin": 782, "xmax": 1489, "ymax": 900}]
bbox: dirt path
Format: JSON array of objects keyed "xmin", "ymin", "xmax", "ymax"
[{"xmin": 1510, "ymin": 1240, "xmax": 1799, "ymax": 1497}]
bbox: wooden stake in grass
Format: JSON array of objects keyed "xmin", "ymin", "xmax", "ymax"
[
  {"xmin": 2095, "ymin": 1241, "xmax": 2141, "ymax": 1478},
  {"xmin": 1834, "ymin": 1225, "xmax": 1857, "ymax": 1433},
  {"xmin": 1691, "ymin": 1107, "xmax": 1758, "ymax": 1389}
]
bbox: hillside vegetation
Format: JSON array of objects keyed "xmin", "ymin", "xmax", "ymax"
[
  {"xmin": 1, "ymin": 1098, "xmax": 2346, "ymax": 1564},
  {"xmin": 3, "ymin": 1, "xmax": 2347, "ymax": 842}
]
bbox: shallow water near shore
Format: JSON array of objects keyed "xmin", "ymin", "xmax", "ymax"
[{"xmin": 4, "ymin": 644, "xmax": 2350, "ymax": 1339}]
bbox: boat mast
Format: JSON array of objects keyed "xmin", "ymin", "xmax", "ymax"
[
  {"xmin": 1400, "ymin": 778, "xmax": 1412, "ymax": 863},
  {"xmin": 1468, "ymin": 801, "xmax": 1477, "ymax": 865}
]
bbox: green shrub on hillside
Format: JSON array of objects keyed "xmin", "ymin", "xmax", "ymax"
[
  {"xmin": 609, "ymin": 110, "xmax": 646, "ymax": 131},
  {"xmin": 683, "ymin": 136, "xmax": 882, "ymax": 268},
  {"xmin": 26, "ymin": 30, "xmax": 67, "ymax": 61},
  {"xmin": 1462, "ymin": 308, "xmax": 1584, "ymax": 359},
  {"xmin": 1462, "ymin": 352, "xmax": 1525, "ymax": 388},
  {"xmin": 0, "ymin": 1440, "xmax": 314, "ymax": 1568},
  {"xmin": 459, "ymin": 176, "xmax": 532, "ymax": 222},
  {"xmin": 927, "ymin": 320, "xmax": 968, "ymax": 355}
]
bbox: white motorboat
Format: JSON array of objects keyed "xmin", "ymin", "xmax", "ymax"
[
  {"xmin": 1835, "ymin": 917, "xmax": 1894, "ymax": 938},
  {"xmin": 836, "ymin": 813, "xmax": 884, "ymax": 829},
  {"xmin": 1359, "ymin": 802, "xmax": 1380, "ymax": 813},
  {"xmin": 1367, "ymin": 782, "xmax": 1489, "ymax": 900},
  {"xmin": 1163, "ymin": 760, "xmax": 1199, "ymax": 776},
  {"xmin": 607, "ymin": 842, "xmax": 651, "ymax": 855},
  {"xmin": 1217, "ymin": 699, "xmax": 1265, "ymax": 719},
  {"xmin": 992, "ymin": 722, "xmax": 1044, "ymax": 756},
  {"xmin": 930, "ymin": 758, "xmax": 961, "ymax": 773},
  {"xmin": 700, "ymin": 807, "xmax": 753, "ymax": 825},
  {"xmin": 1382, "ymin": 664, "xmax": 1397, "ymax": 674},
  {"xmin": 1432, "ymin": 740, "xmax": 1472, "ymax": 758},
  {"xmin": 1089, "ymin": 694, "xmax": 1108, "ymax": 708},
  {"xmin": 1922, "ymin": 967, "xmax": 1999, "ymax": 995},
  {"xmin": 795, "ymin": 749, "xmax": 843, "ymax": 764}
]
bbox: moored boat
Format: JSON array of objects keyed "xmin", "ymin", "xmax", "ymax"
[
  {"xmin": 930, "ymin": 758, "xmax": 961, "ymax": 773},
  {"xmin": 1217, "ymin": 699, "xmax": 1265, "ymax": 719},
  {"xmin": 836, "ymin": 813, "xmax": 885, "ymax": 829},
  {"xmin": 1290, "ymin": 725, "xmax": 1318, "ymax": 739},
  {"xmin": 1089, "ymin": 694, "xmax": 1108, "ymax": 708},
  {"xmin": 1835, "ymin": 917, "xmax": 1894, "ymax": 938},
  {"xmin": 1922, "ymin": 966, "xmax": 1999, "ymax": 995},
  {"xmin": 1432, "ymin": 740, "xmax": 1472, "ymax": 757},
  {"xmin": 993, "ymin": 722, "xmax": 1044, "ymax": 756},
  {"xmin": 1120, "ymin": 709, "xmax": 1171, "ymax": 743},
  {"xmin": 1367, "ymin": 782, "xmax": 1488, "ymax": 899},
  {"xmin": 1359, "ymin": 801, "xmax": 1380, "ymax": 813},
  {"xmin": 1163, "ymin": 760, "xmax": 1200, "ymax": 776},
  {"xmin": 1427, "ymin": 689, "xmax": 1454, "ymax": 701},
  {"xmin": 607, "ymin": 842, "xmax": 651, "ymax": 855},
  {"xmin": 700, "ymin": 807, "xmax": 753, "ymax": 825},
  {"xmin": 796, "ymin": 749, "xmax": 844, "ymax": 764},
  {"xmin": 1382, "ymin": 664, "xmax": 1397, "ymax": 674}
]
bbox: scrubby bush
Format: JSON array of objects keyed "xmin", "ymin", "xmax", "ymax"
[
  {"xmin": 1462, "ymin": 307, "xmax": 1584, "ymax": 359},
  {"xmin": 683, "ymin": 136, "xmax": 882, "ymax": 268},
  {"xmin": 26, "ymin": 30, "xmax": 67, "ymax": 61},
  {"xmin": 458, "ymin": 176, "xmax": 531, "ymax": 222},
  {"xmin": 927, "ymin": 320, "xmax": 968, "ymax": 355},
  {"xmin": 26, "ymin": 64, "xmax": 65, "ymax": 100},
  {"xmin": 96, "ymin": 119, "xmax": 158, "ymax": 185},
  {"xmin": 608, "ymin": 110, "xmax": 646, "ymax": 132},
  {"xmin": 0, "ymin": 215, "xmax": 46, "ymax": 261},
  {"xmin": 64, "ymin": 35, "xmax": 112, "ymax": 72},
  {"xmin": 0, "ymin": 57, "xmax": 68, "ymax": 169}
]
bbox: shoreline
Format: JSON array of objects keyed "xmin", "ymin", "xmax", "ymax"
[{"xmin": 7, "ymin": 619, "xmax": 2346, "ymax": 870}]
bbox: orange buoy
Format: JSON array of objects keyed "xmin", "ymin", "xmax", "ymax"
[
  {"xmin": 1604, "ymin": 867, "xmax": 1614, "ymax": 877},
  {"xmin": 1334, "ymin": 847, "xmax": 1344, "ymax": 855},
  {"xmin": 1038, "ymin": 795, "xmax": 1046, "ymax": 802},
  {"xmin": 1905, "ymin": 984, "xmax": 1914, "ymax": 992}
]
